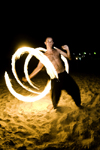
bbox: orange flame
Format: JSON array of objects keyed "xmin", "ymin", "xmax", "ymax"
[{"xmin": 4, "ymin": 47, "xmax": 69, "ymax": 102}]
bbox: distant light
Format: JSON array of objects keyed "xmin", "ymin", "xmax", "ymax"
[
  {"xmin": 82, "ymin": 55, "xmax": 85, "ymax": 58},
  {"xmin": 84, "ymin": 52, "xmax": 86, "ymax": 55},
  {"xmin": 94, "ymin": 52, "xmax": 96, "ymax": 55},
  {"xmin": 79, "ymin": 53, "xmax": 81, "ymax": 55},
  {"xmin": 89, "ymin": 53, "xmax": 91, "ymax": 55},
  {"xmin": 76, "ymin": 57, "xmax": 78, "ymax": 60},
  {"xmin": 73, "ymin": 53, "xmax": 75, "ymax": 55}
]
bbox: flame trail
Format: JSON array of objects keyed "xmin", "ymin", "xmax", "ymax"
[
  {"xmin": 4, "ymin": 47, "xmax": 69, "ymax": 102},
  {"xmin": 4, "ymin": 72, "xmax": 51, "ymax": 102}
]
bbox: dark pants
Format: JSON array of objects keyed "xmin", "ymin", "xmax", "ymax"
[{"xmin": 51, "ymin": 71, "xmax": 81, "ymax": 109}]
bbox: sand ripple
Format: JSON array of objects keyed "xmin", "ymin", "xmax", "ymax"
[{"xmin": 0, "ymin": 72, "xmax": 100, "ymax": 149}]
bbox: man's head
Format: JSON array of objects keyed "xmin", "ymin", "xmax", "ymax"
[{"xmin": 44, "ymin": 37, "xmax": 54, "ymax": 48}]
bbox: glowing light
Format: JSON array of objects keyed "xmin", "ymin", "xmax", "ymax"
[
  {"xmin": 4, "ymin": 47, "xmax": 69, "ymax": 102},
  {"xmin": 76, "ymin": 57, "xmax": 78, "ymax": 60},
  {"xmin": 94, "ymin": 52, "xmax": 96, "ymax": 55},
  {"xmin": 4, "ymin": 72, "xmax": 51, "ymax": 102},
  {"xmin": 24, "ymin": 47, "xmax": 48, "ymax": 88},
  {"xmin": 84, "ymin": 52, "xmax": 86, "ymax": 55},
  {"xmin": 11, "ymin": 47, "xmax": 40, "ymax": 94},
  {"xmin": 61, "ymin": 55, "xmax": 69, "ymax": 73}
]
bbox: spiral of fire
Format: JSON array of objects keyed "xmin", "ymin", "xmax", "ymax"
[{"xmin": 4, "ymin": 47, "xmax": 69, "ymax": 102}]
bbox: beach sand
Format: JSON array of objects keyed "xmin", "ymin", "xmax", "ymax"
[{"xmin": 0, "ymin": 67, "xmax": 100, "ymax": 150}]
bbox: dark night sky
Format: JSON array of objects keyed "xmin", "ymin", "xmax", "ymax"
[{"xmin": 1, "ymin": 1, "xmax": 100, "ymax": 60}]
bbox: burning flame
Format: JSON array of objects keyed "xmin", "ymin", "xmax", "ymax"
[
  {"xmin": 4, "ymin": 47, "xmax": 69, "ymax": 102},
  {"xmin": 4, "ymin": 72, "xmax": 51, "ymax": 102}
]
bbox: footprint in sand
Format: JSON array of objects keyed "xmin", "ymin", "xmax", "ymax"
[
  {"xmin": 14, "ymin": 131, "xmax": 31, "ymax": 137},
  {"xmin": 87, "ymin": 94, "xmax": 99, "ymax": 107}
]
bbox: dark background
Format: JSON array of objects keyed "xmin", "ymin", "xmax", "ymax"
[{"xmin": 1, "ymin": 1, "xmax": 100, "ymax": 74}]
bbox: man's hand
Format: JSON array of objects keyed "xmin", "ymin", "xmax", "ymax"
[
  {"xmin": 54, "ymin": 45, "xmax": 71, "ymax": 59},
  {"xmin": 62, "ymin": 45, "xmax": 71, "ymax": 60},
  {"xmin": 61, "ymin": 45, "xmax": 69, "ymax": 51},
  {"xmin": 22, "ymin": 77, "xmax": 27, "ymax": 82}
]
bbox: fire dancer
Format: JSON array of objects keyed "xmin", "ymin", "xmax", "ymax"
[{"xmin": 22, "ymin": 37, "xmax": 81, "ymax": 110}]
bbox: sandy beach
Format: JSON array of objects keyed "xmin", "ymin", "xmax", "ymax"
[{"xmin": 0, "ymin": 60, "xmax": 100, "ymax": 150}]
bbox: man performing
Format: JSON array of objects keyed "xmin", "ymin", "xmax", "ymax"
[{"xmin": 22, "ymin": 37, "xmax": 81, "ymax": 110}]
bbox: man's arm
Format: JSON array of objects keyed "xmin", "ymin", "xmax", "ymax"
[
  {"xmin": 22, "ymin": 61, "xmax": 44, "ymax": 82},
  {"xmin": 54, "ymin": 45, "xmax": 71, "ymax": 60}
]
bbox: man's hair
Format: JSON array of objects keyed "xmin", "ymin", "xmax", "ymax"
[{"xmin": 45, "ymin": 37, "xmax": 53, "ymax": 42}]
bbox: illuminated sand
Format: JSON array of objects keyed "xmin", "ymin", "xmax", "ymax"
[{"xmin": 0, "ymin": 72, "xmax": 100, "ymax": 149}]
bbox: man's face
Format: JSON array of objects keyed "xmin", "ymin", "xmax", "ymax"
[{"xmin": 45, "ymin": 38, "xmax": 54, "ymax": 48}]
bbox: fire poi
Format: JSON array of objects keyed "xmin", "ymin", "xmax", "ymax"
[{"xmin": 4, "ymin": 47, "xmax": 69, "ymax": 102}]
